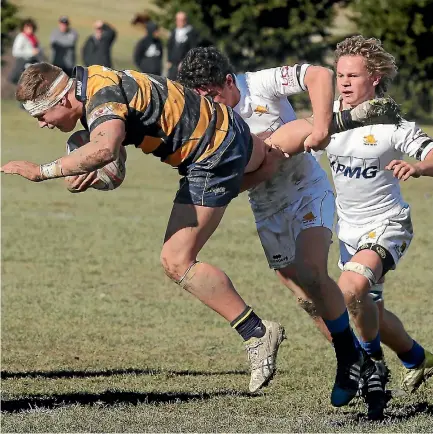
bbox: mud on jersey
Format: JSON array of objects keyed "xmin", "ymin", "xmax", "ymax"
[
  {"xmin": 73, "ymin": 65, "xmax": 233, "ymax": 169},
  {"xmin": 233, "ymin": 64, "xmax": 329, "ymax": 220}
]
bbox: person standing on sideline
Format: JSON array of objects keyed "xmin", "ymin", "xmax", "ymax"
[
  {"xmin": 132, "ymin": 16, "xmax": 163, "ymax": 75},
  {"xmin": 167, "ymin": 11, "xmax": 198, "ymax": 80},
  {"xmin": 50, "ymin": 16, "xmax": 78, "ymax": 76},
  {"xmin": 82, "ymin": 21, "xmax": 116, "ymax": 68},
  {"xmin": 10, "ymin": 18, "xmax": 43, "ymax": 84}
]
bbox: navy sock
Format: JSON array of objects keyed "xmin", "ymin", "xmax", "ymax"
[
  {"xmin": 324, "ymin": 310, "xmax": 350, "ymax": 335},
  {"xmin": 325, "ymin": 311, "xmax": 359, "ymax": 362},
  {"xmin": 360, "ymin": 333, "xmax": 383, "ymax": 360},
  {"xmin": 398, "ymin": 340, "xmax": 425, "ymax": 369},
  {"xmin": 351, "ymin": 329, "xmax": 362, "ymax": 352},
  {"xmin": 231, "ymin": 306, "xmax": 265, "ymax": 341}
]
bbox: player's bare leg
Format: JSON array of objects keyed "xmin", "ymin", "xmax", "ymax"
[
  {"xmin": 162, "ymin": 204, "xmax": 245, "ymax": 320},
  {"xmin": 294, "ymin": 228, "xmax": 349, "ymax": 323},
  {"xmin": 338, "ymin": 249, "xmax": 389, "ymax": 420},
  {"xmin": 276, "ymin": 267, "xmax": 332, "ymax": 342},
  {"xmin": 339, "ymin": 250, "xmax": 382, "ymax": 344},
  {"xmin": 377, "ymin": 301, "xmax": 412, "ymax": 354},
  {"xmin": 161, "ymin": 203, "xmax": 285, "ymax": 392},
  {"xmin": 294, "ymin": 227, "xmax": 364, "ymax": 403},
  {"xmin": 243, "ymin": 97, "xmax": 402, "ymax": 174},
  {"xmin": 257, "ymin": 97, "xmax": 402, "ymax": 157}
]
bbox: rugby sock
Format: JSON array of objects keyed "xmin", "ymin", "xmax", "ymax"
[
  {"xmin": 398, "ymin": 340, "xmax": 425, "ymax": 369},
  {"xmin": 231, "ymin": 306, "xmax": 266, "ymax": 341},
  {"xmin": 351, "ymin": 329, "xmax": 362, "ymax": 352},
  {"xmin": 331, "ymin": 110, "xmax": 360, "ymax": 133},
  {"xmin": 325, "ymin": 310, "xmax": 359, "ymax": 361},
  {"xmin": 360, "ymin": 333, "xmax": 383, "ymax": 360},
  {"xmin": 324, "ymin": 310, "xmax": 350, "ymax": 335}
]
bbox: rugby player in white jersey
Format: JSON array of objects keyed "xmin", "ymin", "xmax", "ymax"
[
  {"xmin": 317, "ymin": 35, "xmax": 433, "ymax": 420},
  {"xmin": 177, "ymin": 47, "xmax": 365, "ymax": 407}
]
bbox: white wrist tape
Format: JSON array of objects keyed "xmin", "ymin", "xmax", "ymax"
[{"xmin": 39, "ymin": 161, "xmax": 63, "ymax": 179}]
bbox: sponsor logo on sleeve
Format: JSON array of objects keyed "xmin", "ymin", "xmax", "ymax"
[{"xmin": 88, "ymin": 105, "xmax": 114, "ymax": 127}]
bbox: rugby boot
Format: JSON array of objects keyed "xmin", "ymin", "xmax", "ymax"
[
  {"xmin": 244, "ymin": 320, "xmax": 286, "ymax": 392},
  {"xmin": 331, "ymin": 350, "xmax": 363, "ymax": 407},
  {"xmin": 401, "ymin": 349, "xmax": 433, "ymax": 393},
  {"xmin": 362, "ymin": 357, "xmax": 390, "ymax": 421}
]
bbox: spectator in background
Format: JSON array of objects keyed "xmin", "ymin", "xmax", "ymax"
[
  {"xmin": 50, "ymin": 16, "xmax": 78, "ymax": 76},
  {"xmin": 167, "ymin": 11, "xmax": 198, "ymax": 80},
  {"xmin": 82, "ymin": 20, "xmax": 116, "ymax": 68},
  {"xmin": 133, "ymin": 21, "xmax": 163, "ymax": 75},
  {"xmin": 9, "ymin": 18, "xmax": 43, "ymax": 84}
]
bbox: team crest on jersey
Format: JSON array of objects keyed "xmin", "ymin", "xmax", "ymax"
[
  {"xmin": 302, "ymin": 211, "xmax": 316, "ymax": 225},
  {"xmin": 254, "ymin": 105, "xmax": 269, "ymax": 115},
  {"xmin": 368, "ymin": 231, "xmax": 376, "ymax": 239},
  {"xmin": 363, "ymin": 134, "xmax": 377, "ymax": 146}
]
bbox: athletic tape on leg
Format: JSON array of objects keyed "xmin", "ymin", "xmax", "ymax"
[
  {"xmin": 176, "ymin": 260, "xmax": 200, "ymax": 287},
  {"xmin": 342, "ymin": 261, "xmax": 377, "ymax": 287}
]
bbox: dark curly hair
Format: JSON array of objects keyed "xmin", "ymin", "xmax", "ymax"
[
  {"xmin": 21, "ymin": 18, "xmax": 37, "ymax": 32},
  {"xmin": 177, "ymin": 46, "xmax": 235, "ymax": 89}
]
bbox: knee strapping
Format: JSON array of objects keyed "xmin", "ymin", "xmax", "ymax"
[
  {"xmin": 175, "ymin": 260, "xmax": 200, "ymax": 288},
  {"xmin": 343, "ymin": 261, "xmax": 377, "ymax": 287}
]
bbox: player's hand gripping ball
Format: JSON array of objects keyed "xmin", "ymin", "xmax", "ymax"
[{"xmin": 66, "ymin": 130, "xmax": 127, "ymax": 191}]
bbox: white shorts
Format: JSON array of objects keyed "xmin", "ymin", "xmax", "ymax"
[
  {"xmin": 255, "ymin": 185, "xmax": 335, "ymax": 269},
  {"xmin": 337, "ymin": 205, "xmax": 413, "ymax": 274}
]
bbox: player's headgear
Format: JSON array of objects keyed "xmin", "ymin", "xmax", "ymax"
[{"xmin": 22, "ymin": 70, "xmax": 74, "ymax": 116}]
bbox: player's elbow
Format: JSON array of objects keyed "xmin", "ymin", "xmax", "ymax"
[
  {"xmin": 92, "ymin": 146, "xmax": 117, "ymax": 167},
  {"xmin": 305, "ymin": 66, "xmax": 334, "ymax": 87},
  {"xmin": 104, "ymin": 141, "xmax": 121, "ymax": 162}
]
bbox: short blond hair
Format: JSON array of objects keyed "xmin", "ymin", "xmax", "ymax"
[
  {"xmin": 334, "ymin": 35, "xmax": 398, "ymax": 96},
  {"xmin": 16, "ymin": 63, "xmax": 63, "ymax": 102}
]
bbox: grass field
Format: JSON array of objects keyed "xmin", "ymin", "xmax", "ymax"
[
  {"xmin": 1, "ymin": 100, "xmax": 433, "ymax": 432},
  {"xmin": 2, "ymin": 1, "xmax": 433, "ymax": 431}
]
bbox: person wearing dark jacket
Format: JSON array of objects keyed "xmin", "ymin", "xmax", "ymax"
[
  {"xmin": 166, "ymin": 11, "xmax": 198, "ymax": 80},
  {"xmin": 133, "ymin": 22, "xmax": 163, "ymax": 75},
  {"xmin": 50, "ymin": 16, "xmax": 78, "ymax": 76},
  {"xmin": 82, "ymin": 21, "xmax": 116, "ymax": 68}
]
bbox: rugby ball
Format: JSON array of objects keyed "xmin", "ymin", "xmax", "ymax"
[{"xmin": 66, "ymin": 130, "xmax": 127, "ymax": 191}]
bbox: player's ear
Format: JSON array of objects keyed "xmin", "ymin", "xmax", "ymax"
[
  {"xmin": 60, "ymin": 94, "xmax": 71, "ymax": 108},
  {"xmin": 372, "ymin": 75, "xmax": 381, "ymax": 87},
  {"xmin": 226, "ymin": 74, "xmax": 235, "ymax": 88}
]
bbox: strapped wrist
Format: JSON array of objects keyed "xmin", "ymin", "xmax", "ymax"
[{"xmin": 39, "ymin": 160, "xmax": 64, "ymax": 179}]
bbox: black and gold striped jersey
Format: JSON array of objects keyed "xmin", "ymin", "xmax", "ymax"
[{"xmin": 73, "ymin": 65, "xmax": 232, "ymax": 168}]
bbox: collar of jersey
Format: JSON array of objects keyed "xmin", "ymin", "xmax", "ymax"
[
  {"xmin": 233, "ymin": 73, "xmax": 254, "ymax": 118},
  {"xmin": 72, "ymin": 66, "xmax": 89, "ymax": 103}
]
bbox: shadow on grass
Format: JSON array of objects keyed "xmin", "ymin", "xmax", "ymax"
[
  {"xmin": 334, "ymin": 401, "xmax": 433, "ymax": 426},
  {"xmin": 1, "ymin": 368, "xmax": 249, "ymax": 380},
  {"xmin": 1, "ymin": 389, "xmax": 257, "ymax": 413}
]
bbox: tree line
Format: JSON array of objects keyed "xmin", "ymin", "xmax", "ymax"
[{"xmin": 2, "ymin": 0, "xmax": 432, "ymax": 118}]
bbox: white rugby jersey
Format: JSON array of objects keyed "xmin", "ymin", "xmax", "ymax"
[
  {"xmin": 234, "ymin": 65, "xmax": 329, "ymax": 220},
  {"xmin": 326, "ymin": 99, "xmax": 433, "ymax": 225}
]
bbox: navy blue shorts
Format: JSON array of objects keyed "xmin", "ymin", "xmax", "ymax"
[{"xmin": 174, "ymin": 110, "xmax": 253, "ymax": 208}]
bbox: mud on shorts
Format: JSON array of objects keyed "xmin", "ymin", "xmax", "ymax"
[
  {"xmin": 174, "ymin": 110, "xmax": 253, "ymax": 208},
  {"xmin": 255, "ymin": 181, "xmax": 336, "ymax": 269},
  {"xmin": 337, "ymin": 205, "xmax": 413, "ymax": 300}
]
